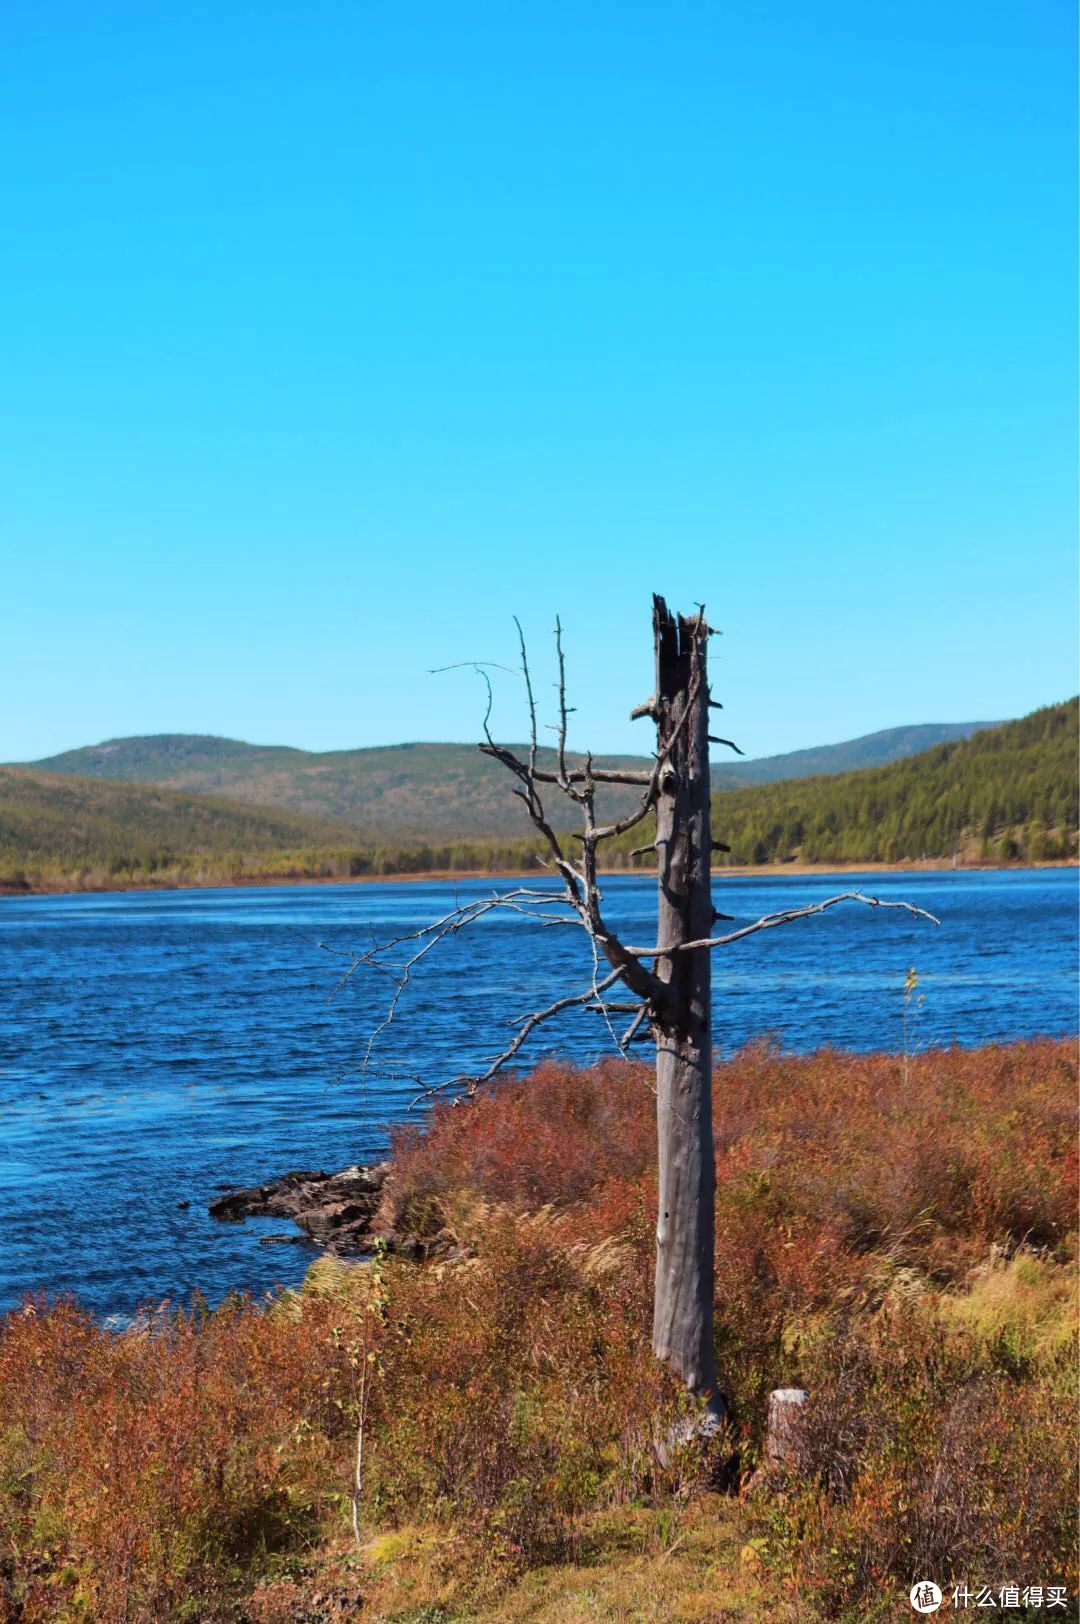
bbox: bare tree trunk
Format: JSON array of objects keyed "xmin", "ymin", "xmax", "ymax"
[
  {"xmin": 650, "ymin": 596, "xmax": 723, "ymax": 1414},
  {"xmin": 351, "ymin": 597, "xmax": 935, "ymax": 1415}
]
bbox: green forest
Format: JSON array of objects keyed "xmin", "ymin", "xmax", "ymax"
[
  {"xmin": 0, "ymin": 766, "xmax": 550, "ymax": 889},
  {"xmin": 698, "ymin": 697, "xmax": 1078, "ymax": 867},
  {"xmin": 1, "ymin": 701, "xmax": 1075, "ymax": 890},
  {"xmin": 0, "ymin": 769, "xmax": 362, "ymax": 889}
]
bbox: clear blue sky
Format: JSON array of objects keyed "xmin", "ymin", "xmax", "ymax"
[{"xmin": 3, "ymin": 1, "xmax": 1076, "ymax": 763}]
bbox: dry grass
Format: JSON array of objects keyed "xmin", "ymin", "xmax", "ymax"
[{"xmin": 244, "ymin": 1503, "xmax": 767, "ymax": 1623}]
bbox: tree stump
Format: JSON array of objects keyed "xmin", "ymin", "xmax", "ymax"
[{"xmin": 764, "ymin": 1387, "xmax": 807, "ymax": 1471}]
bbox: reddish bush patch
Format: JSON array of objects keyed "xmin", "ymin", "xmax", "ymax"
[{"xmin": 0, "ymin": 1040, "xmax": 1074, "ymax": 1620}]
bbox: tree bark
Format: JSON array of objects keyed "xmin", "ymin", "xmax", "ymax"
[{"xmin": 650, "ymin": 596, "xmax": 723, "ymax": 1414}]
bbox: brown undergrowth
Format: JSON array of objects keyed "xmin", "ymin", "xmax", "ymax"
[{"xmin": 0, "ymin": 1040, "xmax": 1075, "ymax": 1622}]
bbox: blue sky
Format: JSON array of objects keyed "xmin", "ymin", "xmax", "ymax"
[{"xmin": 3, "ymin": 1, "xmax": 1075, "ymax": 763}]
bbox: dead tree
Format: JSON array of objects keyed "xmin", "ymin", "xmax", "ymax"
[
  {"xmin": 330, "ymin": 596, "xmax": 937, "ymax": 1419},
  {"xmin": 644, "ymin": 602, "xmax": 720, "ymax": 1401}
]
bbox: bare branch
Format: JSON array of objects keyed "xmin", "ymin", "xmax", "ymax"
[
  {"xmin": 620, "ymin": 891, "xmax": 941, "ymax": 958},
  {"xmin": 407, "ymin": 967, "xmax": 625, "ymax": 1105},
  {"xmin": 468, "ymin": 620, "xmax": 668, "ymax": 1008},
  {"xmin": 514, "ymin": 615, "xmax": 539, "ymax": 787},
  {"xmin": 429, "ymin": 659, "xmax": 521, "ymax": 743},
  {"xmin": 621, "ymin": 1004, "xmax": 651, "ymax": 1048},
  {"xmin": 481, "ymin": 742, "xmax": 585, "ymax": 899},
  {"xmin": 477, "ymin": 743, "xmax": 654, "ymax": 786},
  {"xmin": 310, "ymin": 888, "xmax": 578, "ymax": 1078},
  {"xmin": 590, "ymin": 664, "xmax": 705, "ymax": 844},
  {"xmin": 554, "ymin": 616, "xmax": 577, "ymax": 795}
]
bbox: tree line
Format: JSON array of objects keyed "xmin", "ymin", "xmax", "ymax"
[{"xmin": 689, "ymin": 698, "xmax": 1078, "ymax": 867}]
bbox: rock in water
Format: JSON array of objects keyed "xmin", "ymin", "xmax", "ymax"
[{"xmin": 208, "ymin": 1163, "xmax": 390, "ymax": 1255}]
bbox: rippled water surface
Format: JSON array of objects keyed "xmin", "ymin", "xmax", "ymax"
[{"xmin": 1, "ymin": 868, "xmax": 1075, "ymax": 1318}]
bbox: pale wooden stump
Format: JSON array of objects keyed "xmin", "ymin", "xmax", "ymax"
[{"xmin": 765, "ymin": 1387, "xmax": 807, "ymax": 1471}]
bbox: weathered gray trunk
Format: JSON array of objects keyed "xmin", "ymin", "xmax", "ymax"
[{"xmin": 650, "ymin": 597, "xmax": 723, "ymax": 1413}]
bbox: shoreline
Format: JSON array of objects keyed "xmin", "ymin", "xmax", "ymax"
[{"xmin": 2, "ymin": 857, "xmax": 1075, "ymax": 899}]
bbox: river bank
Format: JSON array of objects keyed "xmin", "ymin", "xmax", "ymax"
[{"xmin": 2, "ymin": 856, "xmax": 1075, "ymax": 898}]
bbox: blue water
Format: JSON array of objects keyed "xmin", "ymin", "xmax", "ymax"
[{"xmin": 0, "ymin": 869, "xmax": 1075, "ymax": 1320}]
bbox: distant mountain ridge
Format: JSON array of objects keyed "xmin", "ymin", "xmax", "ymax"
[
  {"xmin": 3, "ymin": 707, "xmax": 1073, "ymax": 890},
  {"xmin": 25, "ymin": 721, "xmax": 1001, "ymax": 840}
]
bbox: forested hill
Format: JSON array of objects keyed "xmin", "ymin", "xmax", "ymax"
[
  {"xmin": 0, "ymin": 768, "xmax": 363, "ymax": 887},
  {"xmin": 713, "ymin": 719, "xmax": 1000, "ymax": 785},
  {"xmin": 693, "ymin": 699, "xmax": 1079, "ymax": 866},
  {"xmin": 26, "ymin": 720, "xmax": 998, "ymax": 839},
  {"xmin": 2, "ymin": 705, "xmax": 1073, "ymax": 891}
]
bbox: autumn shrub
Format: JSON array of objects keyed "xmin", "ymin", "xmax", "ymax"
[
  {"xmin": 314, "ymin": 1197, "xmax": 705, "ymax": 1569},
  {"xmin": 764, "ymin": 1295, "xmax": 1077, "ymax": 1617},
  {"xmin": 388, "ymin": 1040, "xmax": 1076, "ymax": 1273},
  {"xmin": 0, "ymin": 1039, "xmax": 1074, "ymax": 1621},
  {"xmin": 379, "ymin": 1037, "xmax": 1078, "ymax": 1606},
  {"xmin": 385, "ymin": 1039, "xmax": 1075, "ymax": 1435},
  {"xmin": 384, "ymin": 1056, "xmax": 658, "ymax": 1214},
  {"xmin": 0, "ymin": 1293, "xmax": 355, "ymax": 1622}
]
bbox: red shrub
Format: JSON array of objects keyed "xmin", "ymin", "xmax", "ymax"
[
  {"xmin": 391, "ymin": 1039, "xmax": 1076, "ymax": 1277},
  {"xmin": 0, "ymin": 1039, "xmax": 1073, "ymax": 1619},
  {"xmin": 0, "ymin": 1294, "xmax": 353, "ymax": 1622}
]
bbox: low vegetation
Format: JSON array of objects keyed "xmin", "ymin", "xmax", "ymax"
[{"xmin": 1, "ymin": 1039, "xmax": 1075, "ymax": 1621}]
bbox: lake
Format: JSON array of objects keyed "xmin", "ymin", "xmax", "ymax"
[{"xmin": 0, "ymin": 868, "xmax": 1075, "ymax": 1320}]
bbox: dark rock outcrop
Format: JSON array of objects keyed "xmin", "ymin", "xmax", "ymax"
[{"xmin": 208, "ymin": 1163, "xmax": 390, "ymax": 1255}]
